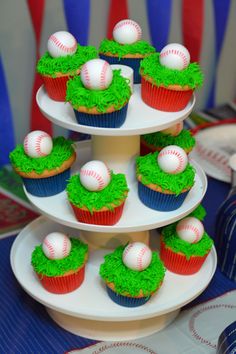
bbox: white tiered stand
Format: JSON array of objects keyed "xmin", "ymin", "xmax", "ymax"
[{"xmin": 10, "ymin": 83, "xmax": 217, "ymax": 341}]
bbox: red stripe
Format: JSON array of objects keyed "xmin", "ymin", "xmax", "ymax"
[
  {"xmin": 27, "ymin": 0, "xmax": 52, "ymax": 134},
  {"xmin": 182, "ymin": 0, "xmax": 204, "ymax": 63},
  {"xmin": 107, "ymin": 0, "xmax": 129, "ymax": 39}
]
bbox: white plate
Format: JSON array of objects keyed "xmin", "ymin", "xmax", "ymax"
[
  {"xmin": 10, "ymin": 217, "xmax": 217, "ymax": 322},
  {"xmin": 24, "ymin": 141, "xmax": 207, "ymax": 233},
  {"xmin": 190, "ymin": 124, "xmax": 236, "ymax": 183},
  {"xmin": 36, "ymin": 85, "xmax": 195, "ymax": 136}
]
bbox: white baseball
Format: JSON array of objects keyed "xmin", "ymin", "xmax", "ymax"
[
  {"xmin": 80, "ymin": 59, "xmax": 113, "ymax": 90},
  {"xmin": 113, "ymin": 19, "xmax": 142, "ymax": 45},
  {"xmin": 23, "ymin": 130, "xmax": 53, "ymax": 158},
  {"xmin": 47, "ymin": 31, "xmax": 77, "ymax": 58},
  {"xmin": 80, "ymin": 160, "xmax": 111, "ymax": 191},
  {"xmin": 159, "ymin": 43, "xmax": 190, "ymax": 70},
  {"xmin": 161, "ymin": 121, "xmax": 183, "ymax": 136},
  {"xmin": 157, "ymin": 145, "xmax": 188, "ymax": 174},
  {"xmin": 122, "ymin": 242, "xmax": 152, "ymax": 271},
  {"xmin": 42, "ymin": 232, "xmax": 71, "ymax": 260},
  {"xmin": 176, "ymin": 217, "xmax": 205, "ymax": 243}
]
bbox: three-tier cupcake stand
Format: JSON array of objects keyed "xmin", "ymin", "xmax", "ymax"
[{"xmin": 10, "ymin": 82, "xmax": 217, "ymax": 341}]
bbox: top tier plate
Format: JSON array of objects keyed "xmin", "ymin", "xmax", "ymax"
[{"xmin": 36, "ymin": 85, "xmax": 195, "ymax": 136}]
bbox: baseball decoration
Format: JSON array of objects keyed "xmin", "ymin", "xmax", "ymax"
[
  {"xmin": 42, "ymin": 232, "xmax": 72, "ymax": 260},
  {"xmin": 80, "ymin": 160, "xmax": 111, "ymax": 191},
  {"xmin": 161, "ymin": 121, "xmax": 183, "ymax": 136},
  {"xmin": 80, "ymin": 59, "xmax": 113, "ymax": 90},
  {"xmin": 122, "ymin": 242, "xmax": 152, "ymax": 271},
  {"xmin": 23, "ymin": 130, "xmax": 53, "ymax": 158},
  {"xmin": 47, "ymin": 31, "xmax": 77, "ymax": 58},
  {"xmin": 157, "ymin": 145, "xmax": 188, "ymax": 174},
  {"xmin": 176, "ymin": 217, "xmax": 205, "ymax": 243},
  {"xmin": 159, "ymin": 43, "xmax": 190, "ymax": 71},
  {"xmin": 113, "ymin": 19, "xmax": 142, "ymax": 45}
]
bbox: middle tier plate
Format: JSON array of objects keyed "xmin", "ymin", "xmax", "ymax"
[
  {"xmin": 24, "ymin": 141, "xmax": 207, "ymax": 233},
  {"xmin": 36, "ymin": 85, "xmax": 195, "ymax": 136}
]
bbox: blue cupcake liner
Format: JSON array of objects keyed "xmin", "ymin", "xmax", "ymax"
[
  {"xmin": 138, "ymin": 181, "xmax": 190, "ymax": 211},
  {"xmin": 99, "ymin": 54, "xmax": 142, "ymax": 83},
  {"xmin": 22, "ymin": 168, "xmax": 71, "ymax": 197},
  {"xmin": 106, "ymin": 286, "xmax": 150, "ymax": 307},
  {"xmin": 74, "ymin": 103, "xmax": 128, "ymax": 128}
]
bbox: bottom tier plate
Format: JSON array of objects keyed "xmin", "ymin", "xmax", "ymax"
[{"xmin": 10, "ymin": 217, "xmax": 217, "ymax": 340}]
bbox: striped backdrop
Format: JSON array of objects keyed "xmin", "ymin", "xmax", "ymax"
[{"xmin": 1, "ymin": 0, "xmax": 236, "ymax": 166}]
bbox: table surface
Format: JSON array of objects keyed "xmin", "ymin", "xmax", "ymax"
[{"xmin": 1, "ymin": 176, "xmax": 236, "ymax": 354}]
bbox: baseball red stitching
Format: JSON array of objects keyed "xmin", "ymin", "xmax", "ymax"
[
  {"xmin": 177, "ymin": 224, "xmax": 200, "ymax": 243},
  {"xmin": 137, "ymin": 247, "xmax": 148, "ymax": 270},
  {"xmin": 82, "ymin": 64, "xmax": 92, "ymax": 89},
  {"xmin": 80, "ymin": 169, "xmax": 105, "ymax": 189},
  {"xmin": 100, "ymin": 61, "xmax": 109, "ymax": 89},
  {"xmin": 49, "ymin": 34, "xmax": 77, "ymax": 53},
  {"xmin": 159, "ymin": 149, "xmax": 185, "ymax": 173},
  {"xmin": 113, "ymin": 20, "xmax": 142, "ymax": 42},
  {"xmin": 196, "ymin": 143, "xmax": 230, "ymax": 175},
  {"xmin": 35, "ymin": 133, "xmax": 50, "ymax": 157},
  {"xmin": 160, "ymin": 49, "xmax": 188, "ymax": 67},
  {"xmin": 44, "ymin": 239, "xmax": 55, "ymax": 258},
  {"xmin": 24, "ymin": 136, "xmax": 29, "ymax": 154},
  {"xmin": 92, "ymin": 342, "xmax": 157, "ymax": 354},
  {"xmin": 62, "ymin": 235, "xmax": 69, "ymax": 257}
]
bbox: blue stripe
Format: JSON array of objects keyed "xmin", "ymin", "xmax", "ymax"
[
  {"xmin": 0, "ymin": 56, "xmax": 15, "ymax": 167},
  {"xmin": 146, "ymin": 0, "xmax": 172, "ymax": 51},
  {"xmin": 63, "ymin": 0, "xmax": 90, "ymax": 45}
]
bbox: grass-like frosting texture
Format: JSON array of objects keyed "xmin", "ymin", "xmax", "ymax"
[
  {"xmin": 67, "ymin": 172, "xmax": 129, "ymax": 214},
  {"xmin": 31, "ymin": 238, "xmax": 88, "ymax": 277},
  {"xmin": 37, "ymin": 45, "xmax": 98, "ymax": 76},
  {"xmin": 140, "ymin": 53, "xmax": 204, "ymax": 88},
  {"xmin": 136, "ymin": 152, "xmax": 195, "ymax": 195},
  {"xmin": 99, "ymin": 39, "xmax": 156, "ymax": 58},
  {"xmin": 99, "ymin": 245, "xmax": 165, "ymax": 297},
  {"xmin": 162, "ymin": 223, "xmax": 213, "ymax": 259},
  {"xmin": 10, "ymin": 137, "xmax": 74, "ymax": 174},
  {"xmin": 188, "ymin": 204, "xmax": 206, "ymax": 221},
  {"xmin": 66, "ymin": 69, "xmax": 131, "ymax": 113},
  {"xmin": 142, "ymin": 129, "xmax": 196, "ymax": 150}
]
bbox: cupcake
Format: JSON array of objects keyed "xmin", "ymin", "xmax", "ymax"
[
  {"xmin": 66, "ymin": 160, "xmax": 129, "ymax": 225},
  {"xmin": 37, "ymin": 31, "xmax": 97, "ymax": 101},
  {"xmin": 66, "ymin": 59, "xmax": 131, "ymax": 128},
  {"xmin": 188, "ymin": 203, "xmax": 206, "ymax": 221},
  {"xmin": 141, "ymin": 122, "xmax": 196, "ymax": 156},
  {"xmin": 9, "ymin": 131, "xmax": 76, "ymax": 197},
  {"xmin": 136, "ymin": 147, "xmax": 195, "ymax": 211},
  {"xmin": 99, "ymin": 19, "xmax": 155, "ymax": 83},
  {"xmin": 140, "ymin": 43, "xmax": 204, "ymax": 111},
  {"xmin": 99, "ymin": 242, "xmax": 165, "ymax": 307},
  {"xmin": 31, "ymin": 232, "xmax": 88, "ymax": 294},
  {"xmin": 160, "ymin": 217, "xmax": 213, "ymax": 275}
]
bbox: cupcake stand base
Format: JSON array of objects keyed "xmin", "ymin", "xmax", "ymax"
[{"xmin": 10, "ymin": 217, "xmax": 217, "ymax": 341}]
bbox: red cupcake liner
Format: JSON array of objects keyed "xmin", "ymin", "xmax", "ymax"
[
  {"xmin": 36, "ymin": 265, "xmax": 85, "ymax": 294},
  {"xmin": 70, "ymin": 201, "xmax": 125, "ymax": 225},
  {"xmin": 141, "ymin": 77, "xmax": 194, "ymax": 112},
  {"xmin": 160, "ymin": 239, "xmax": 209, "ymax": 275},
  {"xmin": 140, "ymin": 139, "xmax": 159, "ymax": 156},
  {"xmin": 41, "ymin": 74, "xmax": 72, "ymax": 101}
]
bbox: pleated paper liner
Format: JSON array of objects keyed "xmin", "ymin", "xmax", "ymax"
[
  {"xmin": 141, "ymin": 77, "xmax": 194, "ymax": 112},
  {"xmin": 70, "ymin": 201, "xmax": 125, "ymax": 225},
  {"xmin": 99, "ymin": 54, "xmax": 142, "ymax": 83},
  {"xmin": 160, "ymin": 239, "xmax": 210, "ymax": 275},
  {"xmin": 36, "ymin": 265, "xmax": 85, "ymax": 294},
  {"xmin": 74, "ymin": 103, "xmax": 128, "ymax": 128},
  {"xmin": 106, "ymin": 286, "xmax": 151, "ymax": 307},
  {"xmin": 22, "ymin": 168, "xmax": 71, "ymax": 197},
  {"xmin": 41, "ymin": 74, "xmax": 72, "ymax": 101},
  {"xmin": 138, "ymin": 181, "xmax": 190, "ymax": 211}
]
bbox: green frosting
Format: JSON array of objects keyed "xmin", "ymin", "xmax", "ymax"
[
  {"xmin": 67, "ymin": 172, "xmax": 129, "ymax": 214},
  {"xmin": 188, "ymin": 204, "xmax": 206, "ymax": 221},
  {"xmin": 142, "ymin": 129, "xmax": 196, "ymax": 151},
  {"xmin": 136, "ymin": 152, "xmax": 195, "ymax": 195},
  {"xmin": 99, "ymin": 39, "xmax": 156, "ymax": 58},
  {"xmin": 140, "ymin": 53, "xmax": 204, "ymax": 88},
  {"xmin": 66, "ymin": 69, "xmax": 131, "ymax": 113},
  {"xmin": 9, "ymin": 137, "xmax": 74, "ymax": 174},
  {"xmin": 37, "ymin": 45, "xmax": 98, "ymax": 76},
  {"xmin": 31, "ymin": 238, "xmax": 88, "ymax": 276},
  {"xmin": 162, "ymin": 223, "xmax": 213, "ymax": 259},
  {"xmin": 99, "ymin": 245, "xmax": 165, "ymax": 297}
]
